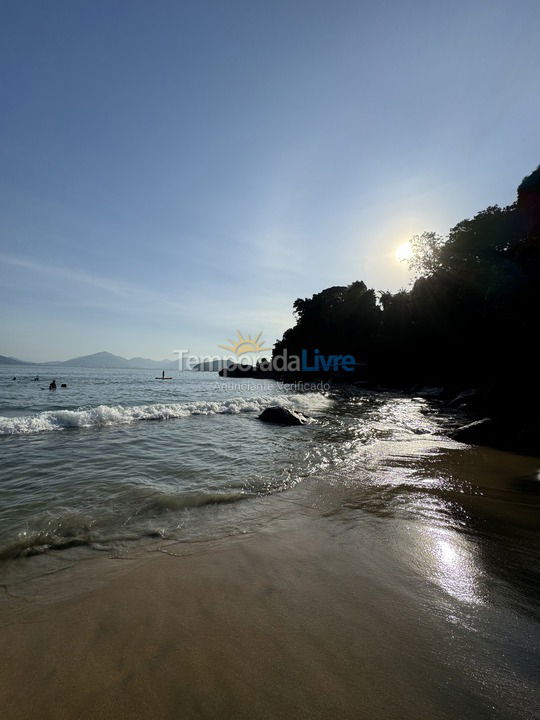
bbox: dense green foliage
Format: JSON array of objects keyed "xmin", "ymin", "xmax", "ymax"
[{"xmin": 274, "ymin": 165, "xmax": 540, "ymax": 415}]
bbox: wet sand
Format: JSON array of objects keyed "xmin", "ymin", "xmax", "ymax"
[
  {"xmin": 1, "ymin": 491, "xmax": 538, "ymax": 720},
  {"xmin": 0, "ymin": 518, "xmax": 442, "ymax": 720}
]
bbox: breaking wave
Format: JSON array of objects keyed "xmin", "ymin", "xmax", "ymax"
[{"xmin": 0, "ymin": 394, "xmax": 322, "ymax": 435}]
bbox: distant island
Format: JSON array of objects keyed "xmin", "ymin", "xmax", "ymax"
[
  {"xmin": 0, "ymin": 352, "xmax": 240, "ymax": 371},
  {"xmin": 192, "ymin": 359, "xmax": 234, "ymax": 372},
  {"xmin": 0, "ymin": 355, "xmax": 29, "ymax": 366},
  {"xmin": 0, "ymin": 351, "xmax": 180, "ymax": 371}
]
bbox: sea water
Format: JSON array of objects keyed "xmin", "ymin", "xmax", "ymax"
[
  {"xmin": 0, "ymin": 366, "xmax": 336, "ymax": 556},
  {"xmin": 1, "ymin": 364, "xmax": 540, "ymax": 717}
]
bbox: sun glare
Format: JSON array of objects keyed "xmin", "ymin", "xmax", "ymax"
[{"xmin": 395, "ymin": 241, "xmax": 413, "ymax": 263}]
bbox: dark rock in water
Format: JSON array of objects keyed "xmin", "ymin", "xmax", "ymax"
[
  {"xmin": 415, "ymin": 386, "xmax": 446, "ymax": 400},
  {"xmin": 452, "ymin": 418, "xmax": 495, "ymax": 445},
  {"xmin": 258, "ymin": 406, "xmax": 309, "ymax": 426},
  {"xmin": 448, "ymin": 388, "xmax": 481, "ymax": 409},
  {"xmin": 452, "ymin": 417, "xmax": 539, "ymax": 454}
]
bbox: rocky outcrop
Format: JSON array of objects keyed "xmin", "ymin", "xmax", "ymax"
[
  {"xmin": 448, "ymin": 388, "xmax": 480, "ymax": 407},
  {"xmin": 451, "ymin": 416, "xmax": 539, "ymax": 455},
  {"xmin": 452, "ymin": 418, "xmax": 495, "ymax": 445},
  {"xmin": 258, "ymin": 407, "xmax": 310, "ymax": 426},
  {"xmin": 447, "ymin": 389, "xmax": 481, "ymax": 409}
]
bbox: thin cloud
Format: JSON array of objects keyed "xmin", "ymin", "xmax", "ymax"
[{"xmin": 0, "ymin": 253, "xmax": 188, "ymax": 317}]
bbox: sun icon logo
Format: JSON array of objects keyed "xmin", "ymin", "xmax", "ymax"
[{"xmin": 218, "ymin": 330, "xmax": 271, "ymax": 357}]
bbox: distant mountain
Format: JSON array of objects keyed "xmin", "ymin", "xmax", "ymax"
[
  {"xmin": 1, "ymin": 351, "xmax": 181, "ymax": 370},
  {"xmin": 60, "ymin": 351, "xmax": 130, "ymax": 368},
  {"xmin": 127, "ymin": 356, "xmax": 163, "ymax": 369},
  {"xmin": 0, "ymin": 354, "xmax": 30, "ymax": 365},
  {"xmin": 132, "ymin": 357, "xmax": 179, "ymax": 370},
  {"xmin": 127, "ymin": 356, "xmax": 180, "ymax": 370},
  {"xmin": 59, "ymin": 351, "xmax": 178, "ymax": 370}
]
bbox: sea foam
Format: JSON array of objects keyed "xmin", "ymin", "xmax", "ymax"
[{"xmin": 0, "ymin": 395, "xmax": 317, "ymax": 435}]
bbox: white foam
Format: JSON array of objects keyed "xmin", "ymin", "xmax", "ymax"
[{"xmin": 0, "ymin": 394, "xmax": 328, "ymax": 435}]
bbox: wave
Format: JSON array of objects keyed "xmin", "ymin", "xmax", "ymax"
[
  {"xmin": 0, "ymin": 395, "xmax": 319, "ymax": 435},
  {"xmin": 0, "ymin": 491, "xmax": 251, "ymax": 559}
]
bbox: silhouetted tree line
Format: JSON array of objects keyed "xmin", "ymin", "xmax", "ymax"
[{"xmin": 274, "ymin": 165, "xmax": 540, "ymax": 424}]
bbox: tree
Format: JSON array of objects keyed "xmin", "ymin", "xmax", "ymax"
[{"xmin": 407, "ymin": 232, "xmax": 444, "ymax": 278}]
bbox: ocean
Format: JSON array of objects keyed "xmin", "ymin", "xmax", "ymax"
[
  {"xmin": 1, "ymin": 364, "xmax": 539, "ymax": 717},
  {"xmin": 0, "ymin": 365, "xmax": 538, "ymax": 566},
  {"xmin": 0, "ymin": 366, "xmax": 338, "ymax": 556}
]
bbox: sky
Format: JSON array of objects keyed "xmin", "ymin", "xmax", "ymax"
[{"xmin": 1, "ymin": 0, "xmax": 540, "ymax": 361}]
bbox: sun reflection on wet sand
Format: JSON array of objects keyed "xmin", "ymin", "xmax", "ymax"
[
  {"xmin": 315, "ymin": 393, "xmax": 494, "ymax": 611},
  {"xmin": 427, "ymin": 529, "xmax": 485, "ymax": 605}
]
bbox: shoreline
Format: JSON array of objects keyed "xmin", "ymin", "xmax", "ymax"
[
  {"xmin": 0, "ymin": 515, "xmax": 469, "ymax": 720},
  {"xmin": 1, "ymin": 471, "xmax": 539, "ymax": 720}
]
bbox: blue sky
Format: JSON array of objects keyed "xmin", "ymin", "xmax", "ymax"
[{"xmin": 1, "ymin": 0, "xmax": 539, "ymax": 361}]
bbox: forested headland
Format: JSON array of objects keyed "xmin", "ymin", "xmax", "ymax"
[{"xmin": 272, "ymin": 164, "xmax": 540, "ymax": 452}]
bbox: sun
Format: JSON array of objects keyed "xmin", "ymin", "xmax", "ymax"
[{"xmin": 395, "ymin": 241, "xmax": 413, "ymax": 263}]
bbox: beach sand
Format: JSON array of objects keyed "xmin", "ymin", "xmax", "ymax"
[{"xmin": 0, "ymin": 499, "xmax": 537, "ymax": 720}]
